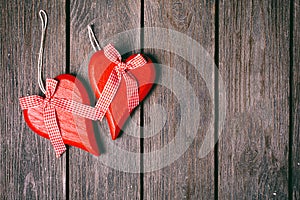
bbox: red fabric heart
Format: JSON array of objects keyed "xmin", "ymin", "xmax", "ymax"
[
  {"xmin": 89, "ymin": 50, "xmax": 155, "ymax": 140},
  {"xmin": 22, "ymin": 74, "xmax": 100, "ymax": 156}
]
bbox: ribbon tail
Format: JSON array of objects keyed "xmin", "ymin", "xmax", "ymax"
[
  {"xmin": 19, "ymin": 95, "xmax": 44, "ymax": 110},
  {"xmin": 126, "ymin": 54, "xmax": 147, "ymax": 70},
  {"xmin": 103, "ymin": 44, "xmax": 122, "ymax": 63},
  {"xmin": 44, "ymin": 106, "xmax": 66, "ymax": 157},
  {"xmin": 95, "ymin": 70, "xmax": 121, "ymax": 120},
  {"xmin": 123, "ymin": 72, "xmax": 139, "ymax": 112}
]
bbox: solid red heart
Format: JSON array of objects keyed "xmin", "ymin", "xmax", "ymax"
[
  {"xmin": 89, "ymin": 50, "xmax": 156, "ymax": 140},
  {"xmin": 23, "ymin": 74, "xmax": 100, "ymax": 156}
]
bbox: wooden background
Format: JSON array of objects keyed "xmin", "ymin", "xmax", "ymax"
[{"xmin": 1, "ymin": 0, "xmax": 299, "ymax": 199}]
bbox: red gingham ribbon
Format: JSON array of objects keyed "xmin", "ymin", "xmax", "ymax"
[
  {"xmin": 19, "ymin": 79, "xmax": 101, "ymax": 157},
  {"xmin": 95, "ymin": 44, "xmax": 147, "ymax": 120}
]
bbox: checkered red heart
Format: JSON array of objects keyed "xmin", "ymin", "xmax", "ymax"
[
  {"xmin": 89, "ymin": 49, "xmax": 156, "ymax": 140},
  {"xmin": 22, "ymin": 74, "xmax": 100, "ymax": 156}
]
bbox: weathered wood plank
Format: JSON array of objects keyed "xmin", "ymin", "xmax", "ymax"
[
  {"xmin": 0, "ymin": 1, "xmax": 67, "ymax": 199},
  {"xmin": 143, "ymin": 0, "xmax": 216, "ymax": 199},
  {"xmin": 218, "ymin": 0, "xmax": 290, "ymax": 199},
  {"xmin": 68, "ymin": 0, "xmax": 142, "ymax": 199},
  {"xmin": 292, "ymin": 0, "xmax": 300, "ymax": 199}
]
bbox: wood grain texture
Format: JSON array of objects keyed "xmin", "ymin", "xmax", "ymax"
[
  {"xmin": 68, "ymin": 0, "xmax": 142, "ymax": 199},
  {"xmin": 292, "ymin": 0, "xmax": 300, "ymax": 199},
  {"xmin": 143, "ymin": 0, "xmax": 215, "ymax": 199},
  {"xmin": 218, "ymin": 0, "xmax": 290, "ymax": 199},
  {"xmin": 1, "ymin": 0, "xmax": 299, "ymax": 199},
  {"xmin": 0, "ymin": 1, "xmax": 67, "ymax": 199}
]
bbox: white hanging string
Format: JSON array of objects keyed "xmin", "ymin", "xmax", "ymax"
[
  {"xmin": 37, "ymin": 14, "xmax": 100, "ymax": 93},
  {"xmin": 37, "ymin": 10, "xmax": 48, "ymax": 94},
  {"xmin": 87, "ymin": 25, "xmax": 101, "ymax": 52}
]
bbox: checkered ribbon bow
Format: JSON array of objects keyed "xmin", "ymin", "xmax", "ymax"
[
  {"xmin": 19, "ymin": 79, "xmax": 101, "ymax": 157},
  {"xmin": 95, "ymin": 44, "xmax": 147, "ymax": 120}
]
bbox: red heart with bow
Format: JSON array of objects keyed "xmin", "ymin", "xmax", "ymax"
[
  {"xmin": 20, "ymin": 74, "xmax": 100, "ymax": 157},
  {"xmin": 89, "ymin": 44, "xmax": 156, "ymax": 140}
]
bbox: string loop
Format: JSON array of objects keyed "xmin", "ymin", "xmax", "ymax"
[{"xmin": 38, "ymin": 10, "xmax": 48, "ymax": 94}]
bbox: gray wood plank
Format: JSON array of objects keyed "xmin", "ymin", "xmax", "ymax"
[
  {"xmin": 68, "ymin": 0, "xmax": 142, "ymax": 199},
  {"xmin": 143, "ymin": 0, "xmax": 216, "ymax": 199},
  {"xmin": 0, "ymin": 1, "xmax": 67, "ymax": 199},
  {"xmin": 292, "ymin": 0, "xmax": 300, "ymax": 199},
  {"xmin": 218, "ymin": 0, "xmax": 290, "ymax": 199}
]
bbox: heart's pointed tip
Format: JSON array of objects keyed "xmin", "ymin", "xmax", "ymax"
[
  {"xmin": 89, "ymin": 148, "xmax": 100, "ymax": 156},
  {"xmin": 111, "ymin": 129, "xmax": 121, "ymax": 140},
  {"xmin": 93, "ymin": 152, "xmax": 101, "ymax": 156}
]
